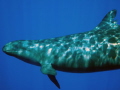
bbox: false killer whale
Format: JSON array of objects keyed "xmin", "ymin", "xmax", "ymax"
[{"xmin": 2, "ymin": 10, "xmax": 120, "ymax": 89}]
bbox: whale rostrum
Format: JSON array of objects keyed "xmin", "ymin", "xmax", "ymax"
[{"xmin": 3, "ymin": 10, "xmax": 120, "ymax": 89}]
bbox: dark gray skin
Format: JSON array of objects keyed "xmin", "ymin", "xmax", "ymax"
[{"xmin": 2, "ymin": 10, "xmax": 120, "ymax": 89}]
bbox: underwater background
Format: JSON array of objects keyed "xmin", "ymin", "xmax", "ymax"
[{"xmin": 0, "ymin": 0, "xmax": 120, "ymax": 90}]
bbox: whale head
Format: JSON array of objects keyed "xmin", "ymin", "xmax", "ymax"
[
  {"xmin": 3, "ymin": 40, "xmax": 28, "ymax": 56},
  {"xmin": 3, "ymin": 40, "xmax": 40, "ymax": 66}
]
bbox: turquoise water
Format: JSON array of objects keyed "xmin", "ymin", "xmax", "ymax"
[{"xmin": 0, "ymin": 0, "xmax": 120, "ymax": 90}]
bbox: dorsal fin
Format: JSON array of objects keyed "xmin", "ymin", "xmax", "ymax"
[{"xmin": 94, "ymin": 9, "xmax": 119, "ymax": 31}]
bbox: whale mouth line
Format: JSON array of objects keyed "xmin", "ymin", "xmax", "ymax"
[
  {"xmin": 4, "ymin": 50, "xmax": 12, "ymax": 52},
  {"xmin": 3, "ymin": 50, "xmax": 13, "ymax": 54},
  {"xmin": 5, "ymin": 50, "xmax": 18, "ymax": 52},
  {"xmin": 3, "ymin": 50, "xmax": 18, "ymax": 56},
  {"xmin": 2, "ymin": 48, "xmax": 17, "ymax": 54}
]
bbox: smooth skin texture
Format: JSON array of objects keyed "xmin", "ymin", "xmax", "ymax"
[{"xmin": 2, "ymin": 10, "xmax": 120, "ymax": 89}]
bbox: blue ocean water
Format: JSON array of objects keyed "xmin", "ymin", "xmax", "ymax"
[{"xmin": 0, "ymin": 0, "xmax": 120, "ymax": 90}]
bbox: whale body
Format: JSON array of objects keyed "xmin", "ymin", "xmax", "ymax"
[{"xmin": 2, "ymin": 10, "xmax": 120, "ymax": 89}]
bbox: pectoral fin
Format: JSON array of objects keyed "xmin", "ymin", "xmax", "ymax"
[{"xmin": 40, "ymin": 64, "xmax": 60, "ymax": 88}]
